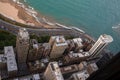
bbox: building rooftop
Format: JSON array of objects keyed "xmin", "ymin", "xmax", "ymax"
[
  {"xmin": 87, "ymin": 63, "xmax": 98, "ymax": 74},
  {"xmin": 49, "ymin": 36, "xmax": 68, "ymax": 47},
  {"xmin": 89, "ymin": 63, "xmax": 98, "ymax": 70},
  {"xmin": 73, "ymin": 38, "xmax": 83, "ymax": 47},
  {"xmin": 13, "ymin": 74, "xmax": 40, "ymax": 80},
  {"xmin": 56, "ymin": 36, "xmax": 66, "ymax": 43},
  {"xmin": 72, "ymin": 70, "xmax": 89, "ymax": 80},
  {"xmin": 101, "ymin": 34, "xmax": 113, "ymax": 43},
  {"xmin": 50, "ymin": 62, "xmax": 64, "ymax": 80},
  {"xmin": 19, "ymin": 28, "xmax": 29, "ymax": 40},
  {"xmin": 31, "ymin": 39, "xmax": 39, "ymax": 49},
  {"xmin": 78, "ymin": 61, "xmax": 87, "ymax": 70},
  {"xmin": 33, "ymin": 44, "xmax": 39, "ymax": 49},
  {"xmin": 33, "ymin": 74, "xmax": 40, "ymax": 80},
  {"xmin": 4, "ymin": 46, "xmax": 18, "ymax": 72},
  {"xmin": 69, "ymin": 52, "xmax": 89, "ymax": 58},
  {"xmin": 55, "ymin": 36, "xmax": 68, "ymax": 46},
  {"xmin": 0, "ymin": 54, "xmax": 6, "ymax": 63},
  {"xmin": 61, "ymin": 64, "xmax": 78, "ymax": 74},
  {"xmin": 43, "ymin": 43, "xmax": 51, "ymax": 49},
  {"xmin": 67, "ymin": 40, "xmax": 75, "ymax": 47}
]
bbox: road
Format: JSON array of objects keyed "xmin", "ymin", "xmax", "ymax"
[
  {"xmin": 0, "ymin": 19, "xmax": 96, "ymax": 43},
  {"xmin": 0, "ymin": 19, "xmax": 83, "ymax": 37}
]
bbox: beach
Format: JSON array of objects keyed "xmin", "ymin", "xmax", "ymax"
[
  {"xmin": 0, "ymin": 0, "xmax": 58, "ymax": 28},
  {"xmin": 0, "ymin": 1, "xmax": 25, "ymax": 24}
]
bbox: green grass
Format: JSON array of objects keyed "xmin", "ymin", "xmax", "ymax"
[
  {"xmin": 65, "ymin": 36, "xmax": 74, "ymax": 40},
  {"xmin": 0, "ymin": 30, "xmax": 16, "ymax": 50}
]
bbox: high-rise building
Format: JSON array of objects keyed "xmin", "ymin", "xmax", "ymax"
[
  {"xmin": 89, "ymin": 34, "xmax": 113, "ymax": 58},
  {"xmin": 16, "ymin": 28, "xmax": 30, "ymax": 63},
  {"xmin": 4, "ymin": 46, "xmax": 18, "ymax": 77},
  {"xmin": 44, "ymin": 62, "xmax": 64, "ymax": 80},
  {"xmin": 49, "ymin": 36, "xmax": 68, "ymax": 58},
  {"xmin": 96, "ymin": 52, "xmax": 113, "ymax": 68},
  {"xmin": 28, "ymin": 39, "xmax": 39, "ymax": 61}
]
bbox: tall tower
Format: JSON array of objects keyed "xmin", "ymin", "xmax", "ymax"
[
  {"xmin": 44, "ymin": 62, "xmax": 64, "ymax": 80},
  {"xmin": 49, "ymin": 36, "xmax": 68, "ymax": 59},
  {"xmin": 16, "ymin": 28, "xmax": 30, "ymax": 64},
  {"xmin": 89, "ymin": 34, "xmax": 113, "ymax": 58},
  {"xmin": 4, "ymin": 46, "xmax": 18, "ymax": 77}
]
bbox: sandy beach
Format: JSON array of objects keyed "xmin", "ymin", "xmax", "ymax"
[
  {"xmin": 0, "ymin": 0, "xmax": 59, "ymax": 28},
  {"xmin": 0, "ymin": 1, "xmax": 25, "ymax": 24}
]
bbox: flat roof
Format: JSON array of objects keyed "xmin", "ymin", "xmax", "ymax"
[
  {"xmin": 19, "ymin": 28, "xmax": 29, "ymax": 40},
  {"xmin": 43, "ymin": 43, "xmax": 51, "ymax": 49},
  {"xmin": 73, "ymin": 38, "xmax": 83, "ymax": 47},
  {"xmin": 88, "ymin": 63, "xmax": 98, "ymax": 71},
  {"xmin": 69, "ymin": 52, "xmax": 89, "ymax": 58},
  {"xmin": 50, "ymin": 36, "xmax": 68, "ymax": 47},
  {"xmin": 4, "ymin": 46, "xmax": 18, "ymax": 72},
  {"xmin": 33, "ymin": 74, "xmax": 40, "ymax": 80},
  {"xmin": 73, "ymin": 70, "xmax": 89, "ymax": 80},
  {"xmin": 50, "ymin": 62, "xmax": 64, "ymax": 80},
  {"xmin": 101, "ymin": 34, "xmax": 113, "ymax": 43}
]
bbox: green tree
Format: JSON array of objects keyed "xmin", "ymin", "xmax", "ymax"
[{"xmin": 0, "ymin": 30, "xmax": 16, "ymax": 50}]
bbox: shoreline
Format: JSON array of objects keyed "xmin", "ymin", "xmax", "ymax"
[
  {"xmin": 0, "ymin": 0, "xmax": 58, "ymax": 28},
  {"xmin": 21, "ymin": 0, "xmax": 87, "ymax": 33},
  {"xmin": 0, "ymin": 0, "xmax": 86, "ymax": 32},
  {"xmin": 0, "ymin": 1, "xmax": 25, "ymax": 24}
]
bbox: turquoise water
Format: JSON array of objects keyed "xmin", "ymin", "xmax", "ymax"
[{"xmin": 26, "ymin": 0, "xmax": 120, "ymax": 54}]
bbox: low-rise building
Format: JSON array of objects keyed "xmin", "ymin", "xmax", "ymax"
[
  {"xmin": 73, "ymin": 38, "xmax": 83, "ymax": 52},
  {"xmin": 87, "ymin": 63, "xmax": 98, "ymax": 75},
  {"xmin": 13, "ymin": 74, "xmax": 40, "ymax": 80},
  {"xmin": 61, "ymin": 64, "xmax": 79, "ymax": 79},
  {"xmin": 64, "ymin": 52, "xmax": 89, "ymax": 65},
  {"xmin": 78, "ymin": 61, "xmax": 87, "ymax": 71},
  {"xmin": 28, "ymin": 60, "xmax": 45, "ymax": 73},
  {"xmin": 69, "ymin": 70, "xmax": 89, "ymax": 80}
]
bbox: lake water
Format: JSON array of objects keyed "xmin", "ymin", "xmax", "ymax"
[{"xmin": 26, "ymin": 0, "xmax": 120, "ymax": 54}]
